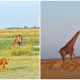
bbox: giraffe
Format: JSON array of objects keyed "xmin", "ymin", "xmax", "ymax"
[
  {"xmin": 12, "ymin": 35, "xmax": 23, "ymax": 49},
  {"xmin": 59, "ymin": 31, "xmax": 80, "ymax": 61}
]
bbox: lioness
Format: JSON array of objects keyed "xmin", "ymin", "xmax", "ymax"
[{"xmin": 0, "ymin": 58, "xmax": 9, "ymax": 71}]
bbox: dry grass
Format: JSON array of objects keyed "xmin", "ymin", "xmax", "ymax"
[
  {"xmin": 0, "ymin": 29, "xmax": 39, "ymax": 38},
  {"xmin": 41, "ymin": 59, "xmax": 80, "ymax": 79},
  {"xmin": 0, "ymin": 29, "xmax": 40, "ymax": 79},
  {"xmin": 0, "ymin": 56, "xmax": 39, "ymax": 79}
]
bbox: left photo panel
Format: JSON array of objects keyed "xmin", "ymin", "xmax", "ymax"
[{"xmin": 0, "ymin": 1, "xmax": 40, "ymax": 79}]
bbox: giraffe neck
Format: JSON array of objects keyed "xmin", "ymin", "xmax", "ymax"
[{"xmin": 66, "ymin": 32, "xmax": 80, "ymax": 47}]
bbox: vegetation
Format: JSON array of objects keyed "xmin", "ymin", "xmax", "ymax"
[
  {"xmin": 0, "ymin": 56, "xmax": 39, "ymax": 79},
  {"xmin": 11, "ymin": 45, "xmax": 39, "ymax": 56},
  {"xmin": 0, "ymin": 29, "xmax": 40, "ymax": 79},
  {"xmin": 6, "ymin": 26, "xmax": 40, "ymax": 29},
  {"xmin": 0, "ymin": 29, "xmax": 39, "ymax": 38}
]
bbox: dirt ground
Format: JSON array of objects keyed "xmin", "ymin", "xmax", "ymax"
[{"xmin": 41, "ymin": 59, "xmax": 80, "ymax": 79}]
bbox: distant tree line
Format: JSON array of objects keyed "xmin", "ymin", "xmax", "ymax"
[{"xmin": 6, "ymin": 26, "xmax": 40, "ymax": 29}]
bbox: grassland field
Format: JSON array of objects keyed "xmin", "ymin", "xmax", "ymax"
[
  {"xmin": 0, "ymin": 29, "xmax": 40, "ymax": 79},
  {"xmin": 41, "ymin": 59, "xmax": 80, "ymax": 79}
]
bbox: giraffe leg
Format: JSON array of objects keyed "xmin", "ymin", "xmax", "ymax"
[
  {"xmin": 72, "ymin": 52, "xmax": 77, "ymax": 59},
  {"xmin": 59, "ymin": 50, "xmax": 66, "ymax": 61},
  {"xmin": 70, "ymin": 53, "xmax": 73, "ymax": 60},
  {"xmin": 62, "ymin": 55, "xmax": 65, "ymax": 61}
]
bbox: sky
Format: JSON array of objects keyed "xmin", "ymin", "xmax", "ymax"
[
  {"xmin": 41, "ymin": 1, "xmax": 80, "ymax": 59},
  {"xmin": 0, "ymin": 1, "xmax": 40, "ymax": 29}
]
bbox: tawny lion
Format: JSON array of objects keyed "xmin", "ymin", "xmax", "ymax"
[{"xmin": 0, "ymin": 58, "xmax": 9, "ymax": 71}]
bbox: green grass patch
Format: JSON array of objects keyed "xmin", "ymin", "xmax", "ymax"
[
  {"xmin": 0, "ymin": 29, "xmax": 40, "ymax": 79},
  {"xmin": 0, "ymin": 56, "xmax": 39, "ymax": 79}
]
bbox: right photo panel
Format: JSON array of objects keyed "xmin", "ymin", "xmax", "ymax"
[{"xmin": 41, "ymin": 1, "xmax": 80, "ymax": 79}]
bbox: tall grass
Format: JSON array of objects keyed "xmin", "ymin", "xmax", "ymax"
[
  {"xmin": 0, "ymin": 29, "xmax": 39, "ymax": 38},
  {"xmin": 11, "ymin": 45, "xmax": 33, "ymax": 56},
  {"xmin": 0, "ymin": 29, "xmax": 40, "ymax": 56},
  {"xmin": 0, "ymin": 29, "xmax": 40, "ymax": 79},
  {"xmin": 11, "ymin": 45, "xmax": 39, "ymax": 56}
]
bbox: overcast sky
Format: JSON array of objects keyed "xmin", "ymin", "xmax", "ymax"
[
  {"xmin": 41, "ymin": 1, "xmax": 80, "ymax": 59},
  {"xmin": 0, "ymin": 1, "xmax": 40, "ymax": 29}
]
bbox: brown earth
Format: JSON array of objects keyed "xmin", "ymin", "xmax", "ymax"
[{"xmin": 41, "ymin": 58, "xmax": 80, "ymax": 79}]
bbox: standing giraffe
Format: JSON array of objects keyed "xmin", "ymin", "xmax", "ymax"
[
  {"xmin": 12, "ymin": 35, "xmax": 23, "ymax": 49},
  {"xmin": 59, "ymin": 31, "xmax": 80, "ymax": 61}
]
